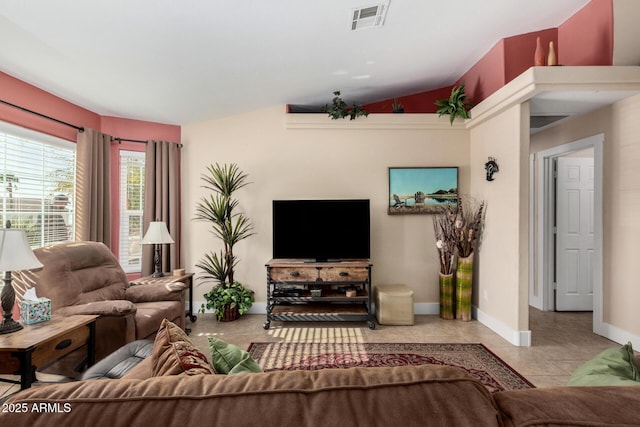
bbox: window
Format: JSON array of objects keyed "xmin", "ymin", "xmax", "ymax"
[
  {"xmin": 119, "ymin": 150, "xmax": 145, "ymax": 273},
  {"xmin": 0, "ymin": 122, "xmax": 76, "ymax": 248}
]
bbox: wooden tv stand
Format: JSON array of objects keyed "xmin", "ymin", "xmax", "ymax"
[{"xmin": 264, "ymin": 259, "xmax": 374, "ymax": 330}]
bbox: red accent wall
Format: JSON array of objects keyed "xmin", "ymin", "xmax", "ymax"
[
  {"xmin": 0, "ymin": 70, "xmax": 181, "ymax": 264},
  {"xmin": 101, "ymin": 116, "xmax": 181, "ymax": 142},
  {"xmin": 363, "ymin": 0, "xmax": 613, "ymax": 114},
  {"xmin": 0, "ymin": 72, "xmax": 100, "ymax": 141},
  {"xmin": 364, "ymin": 86, "xmax": 454, "ymax": 113},
  {"xmin": 459, "ymin": 28, "xmax": 559, "ymax": 105},
  {"xmin": 559, "ymin": 0, "xmax": 613, "ymax": 65},
  {"xmin": 0, "ymin": 71, "xmax": 181, "ymax": 143},
  {"xmin": 458, "ymin": 39, "xmax": 508, "ymax": 110},
  {"xmin": 503, "ymin": 29, "xmax": 558, "ymax": 82}
]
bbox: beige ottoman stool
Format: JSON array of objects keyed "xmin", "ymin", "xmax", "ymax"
[{"xmin": 374, "ymin": 284, "xmax": 414, "ymax": 325}]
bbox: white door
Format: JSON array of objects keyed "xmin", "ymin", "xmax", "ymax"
[{"xmin": 555, "ymin": 156, "xmax": 594, "ymax": 311}]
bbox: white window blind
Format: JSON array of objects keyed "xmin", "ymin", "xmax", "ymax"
[
  {"xmin": 119, "ymin": 150, "xmax": 145, "ymax": 273},
  {"xmin": 0, "ymin": 122, "xmax": 76, "ymax": 248}
]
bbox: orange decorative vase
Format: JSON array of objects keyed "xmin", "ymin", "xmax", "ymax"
[
  {"xmin": 547, "ymin": 41, "xmax": 557, "ymax": 66},
  {"xmin": 534, "ymin": 37, "xmax": 545, "ymax": 66}
]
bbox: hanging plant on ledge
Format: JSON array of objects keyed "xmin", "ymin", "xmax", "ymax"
[
  {"xmin": 435, "ymin": 82, "xmax": 473, "ymax": 125},
  {"xmin": 321, "ymin": 91, "xmax": 369, "ymax": 120}
]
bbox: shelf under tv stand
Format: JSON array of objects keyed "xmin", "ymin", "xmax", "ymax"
[{"xmin": 264, "ymin": 259, "xmax": 375, "ymax": 330}]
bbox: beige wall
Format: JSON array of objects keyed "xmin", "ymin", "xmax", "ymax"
[
  {"xmin": 469, "ymin": 103, "xmax": 530, "ymax": 342},
  {"xmin": 180, "ymin": 93, "xmax": 640, "ymax": 346},
  {"xmin": 181, "ymin": 106, "xmax": 470, "ymax": 310},
  {"xmin": 613, "ymin": 0, "xmax": 640, "ymax": 66},
  {"xmin": 531, "ymin": 93, "xmax": 640, "ymax": 340}
]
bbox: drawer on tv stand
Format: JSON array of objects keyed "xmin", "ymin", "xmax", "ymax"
[
  {"xmin": 269, "ymin": 266, "xmax": 369, "ymax": 283},
  {"xmin": 269, "ymin": 267, "xmax": 317, "ymax": 282}
]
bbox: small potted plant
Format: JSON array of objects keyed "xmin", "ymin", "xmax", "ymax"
[
  {"xmin": 435, "ymin": 82, "xmax": 473, "ymax": 125},
  {"xmin": 391, "ymin": 98, "xmax": 404, "ymax": 113},
  {"xmin": 321, "ymin": 91, "xmax": 369, "ymax": 120},
  {"xmin": 194, "ymin": 163, "xmax": 255, "ymax": 321},
  {"xmin": 200, "ymin": 281, "xmax": 255, "ymax": 321}
]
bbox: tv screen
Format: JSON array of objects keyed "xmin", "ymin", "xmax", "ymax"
[{"xmin": 272, "ymin": 199, "xmax": 370, "ymax": 261}]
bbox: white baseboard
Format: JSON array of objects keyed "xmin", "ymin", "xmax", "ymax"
[
  {"xmin": 474, "ymin": 306, "xmax": 532, "ymax": 347},
  {"xmin": 414, "ymin": 302, "xmax": 440, "ymax": 315},
  {"xmin": 248, "ymin": 302, "xmax": 267, "ymax": 315},
  {"xmin": 414, "ymin": 304, "xmax": 532, "ymax": 346},
  {"xmin": 598, "ymin": 321, "xmax": 640, "ymax": 349}
]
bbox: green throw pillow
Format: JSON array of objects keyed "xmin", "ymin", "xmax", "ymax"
[
  {"xmin": 208, "ymin": 337, "xmax": 262, "ymax": 375},
  {"xmin": 568, "ymin": 341, "xmax": 640, "ymax": 386}
]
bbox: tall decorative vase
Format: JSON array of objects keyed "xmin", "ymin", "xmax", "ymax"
[
  {"xmin": 455, "ymin": 253, "xmax": 474, "ymax": 321},
  {"xmin": 439, "ymin": 272, "xmax": 454, "ymax": 320},
  {"xmin": 534, "ymin": 36, "xmax": 545, "ymax": 66},
  {"xmin": 547, "ymin": 41, "xmax": 557, "ymax": 66}
]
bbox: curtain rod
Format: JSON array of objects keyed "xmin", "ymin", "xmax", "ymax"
[
  {"xmin": 1, "ymin": 98, "xmax": 182, "ymax": 147},
  {"xmin": 113, "ymin": 137, "xmax": 183, "ymax": 148},
  {"xmin": 0, "ymin": 98, "xmax": 84, "ymax": 132},
  {"xmin": 113, "ymin": 137, "xmax": 146, "ymax": 144}
]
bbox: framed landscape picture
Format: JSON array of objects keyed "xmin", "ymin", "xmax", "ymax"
[{"xmin": 388, "ymin": 167, "xmax": 458, "ymax": 214}]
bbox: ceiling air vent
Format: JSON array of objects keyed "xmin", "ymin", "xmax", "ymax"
[{"xmin": 351, "ymin": 1, "xmax": 390, "ymax": 30}]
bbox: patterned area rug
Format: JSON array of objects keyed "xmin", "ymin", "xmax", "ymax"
[{"xmin": 247, "ymin": 342, "xmax": 534, "ymax": 393}]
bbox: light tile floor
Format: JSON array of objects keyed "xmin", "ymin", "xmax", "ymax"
[
  {"xmin": 0, "ymin": 308, "xmax": 622, "ymax": 400},
  {"xmin": 187, "ymin": 307, "xmax": 620, "ymax": 388}
]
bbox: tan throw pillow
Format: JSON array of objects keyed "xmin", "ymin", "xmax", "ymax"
[{"xmin": 152, "ymin": 318, "xmax": 215, "ymax": 376}]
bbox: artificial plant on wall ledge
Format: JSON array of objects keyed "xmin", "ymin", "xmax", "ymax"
[
  {"xmin": 321, "ymin": 91, "xmax": 369, "ymax": 120},
  {"xmin": 435, "ymin": 82, "xmax": 473, "ymax": 125},
  {"xmin": 194, "ymin": 163, "xmax": 255, "ymax": 321}
]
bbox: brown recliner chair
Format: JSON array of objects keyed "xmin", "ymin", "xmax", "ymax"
[{"xmin": 14, "ymin": 241, "xmax": 186, "ymax": 373}]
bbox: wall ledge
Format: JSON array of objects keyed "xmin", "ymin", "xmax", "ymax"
[
  {"xmin": 285, "ymin": 113, "xmax": 466, "ymax": 130},
  {"xmin": 468, "ymin": 66, "xmax": 640, "ymax": 129}
]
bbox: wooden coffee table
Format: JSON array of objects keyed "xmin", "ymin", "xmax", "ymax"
[{"xmin": 0, "ymin": 314, "xmax": 97, "ymax": 389}]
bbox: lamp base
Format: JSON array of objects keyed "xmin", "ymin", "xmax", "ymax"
[
  {"xmin": 0, "ymin": 318, "xmax": 23, "ymax": 334},
  {"xmin": 151, "ymin": 245, "xmax": 164, "ymax": 278},
  {"xmin": 1, "ymin": 272, "xmax": 22, "ymax": 334}
]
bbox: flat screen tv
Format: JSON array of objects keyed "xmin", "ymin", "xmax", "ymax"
[{"xmin": 272, "ymin": 199, "xmax": 370, "ymax": 262}]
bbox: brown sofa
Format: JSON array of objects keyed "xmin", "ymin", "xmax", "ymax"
[
  {"xmin": 13, "ymin": 241, "xmax": 186, "ymax": 368},
  {"xmin": 2, "ymin": 361, "xmax": 640, "ymax": 427}
]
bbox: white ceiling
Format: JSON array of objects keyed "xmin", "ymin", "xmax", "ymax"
[{"xmin": 0, "ymin": 0, "xmax": 591, "ymax": 125}]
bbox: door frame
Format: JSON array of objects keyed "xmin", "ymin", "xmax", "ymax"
[{"xmin": 531, "ymin": 134, "xmax": 603, "ymax": 334}]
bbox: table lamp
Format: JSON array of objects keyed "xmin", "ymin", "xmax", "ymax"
[
  {"xmin": 141, "ymin": 221, "xmax": 174, "ymax": 278},
  {"xmin": 0, "ymin": 225, "xmax": 43, "ymax": 334}
]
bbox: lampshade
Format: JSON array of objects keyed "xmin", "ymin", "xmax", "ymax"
[
  {"xmin": 0, "ymin": 229, "xmax": 43, "ymax": 271},
  {"xmin": 141, "ymin": 221, "xmax": 174, "ymax": 245}
]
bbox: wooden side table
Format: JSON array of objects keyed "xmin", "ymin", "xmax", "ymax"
[
  {"xmin": 0, "ymin": 314, "xmax": 97, "ymax": 389},
  {"xmin": 130, "ymin": 272, "xmax": 196, "ymax": 328}
]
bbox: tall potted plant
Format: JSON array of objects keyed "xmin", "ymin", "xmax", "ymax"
[{"xmin": 194, "ymin": 163, "xmax": 255, "ymax": 321}]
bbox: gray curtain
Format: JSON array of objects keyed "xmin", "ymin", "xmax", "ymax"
[
  {"xmin": 142, "ymin": 140, "xmax": 181, "ymax": 276},
  {"xmin": 76, "ymin": 128, "xmax": 112, "ymax": 248}
]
